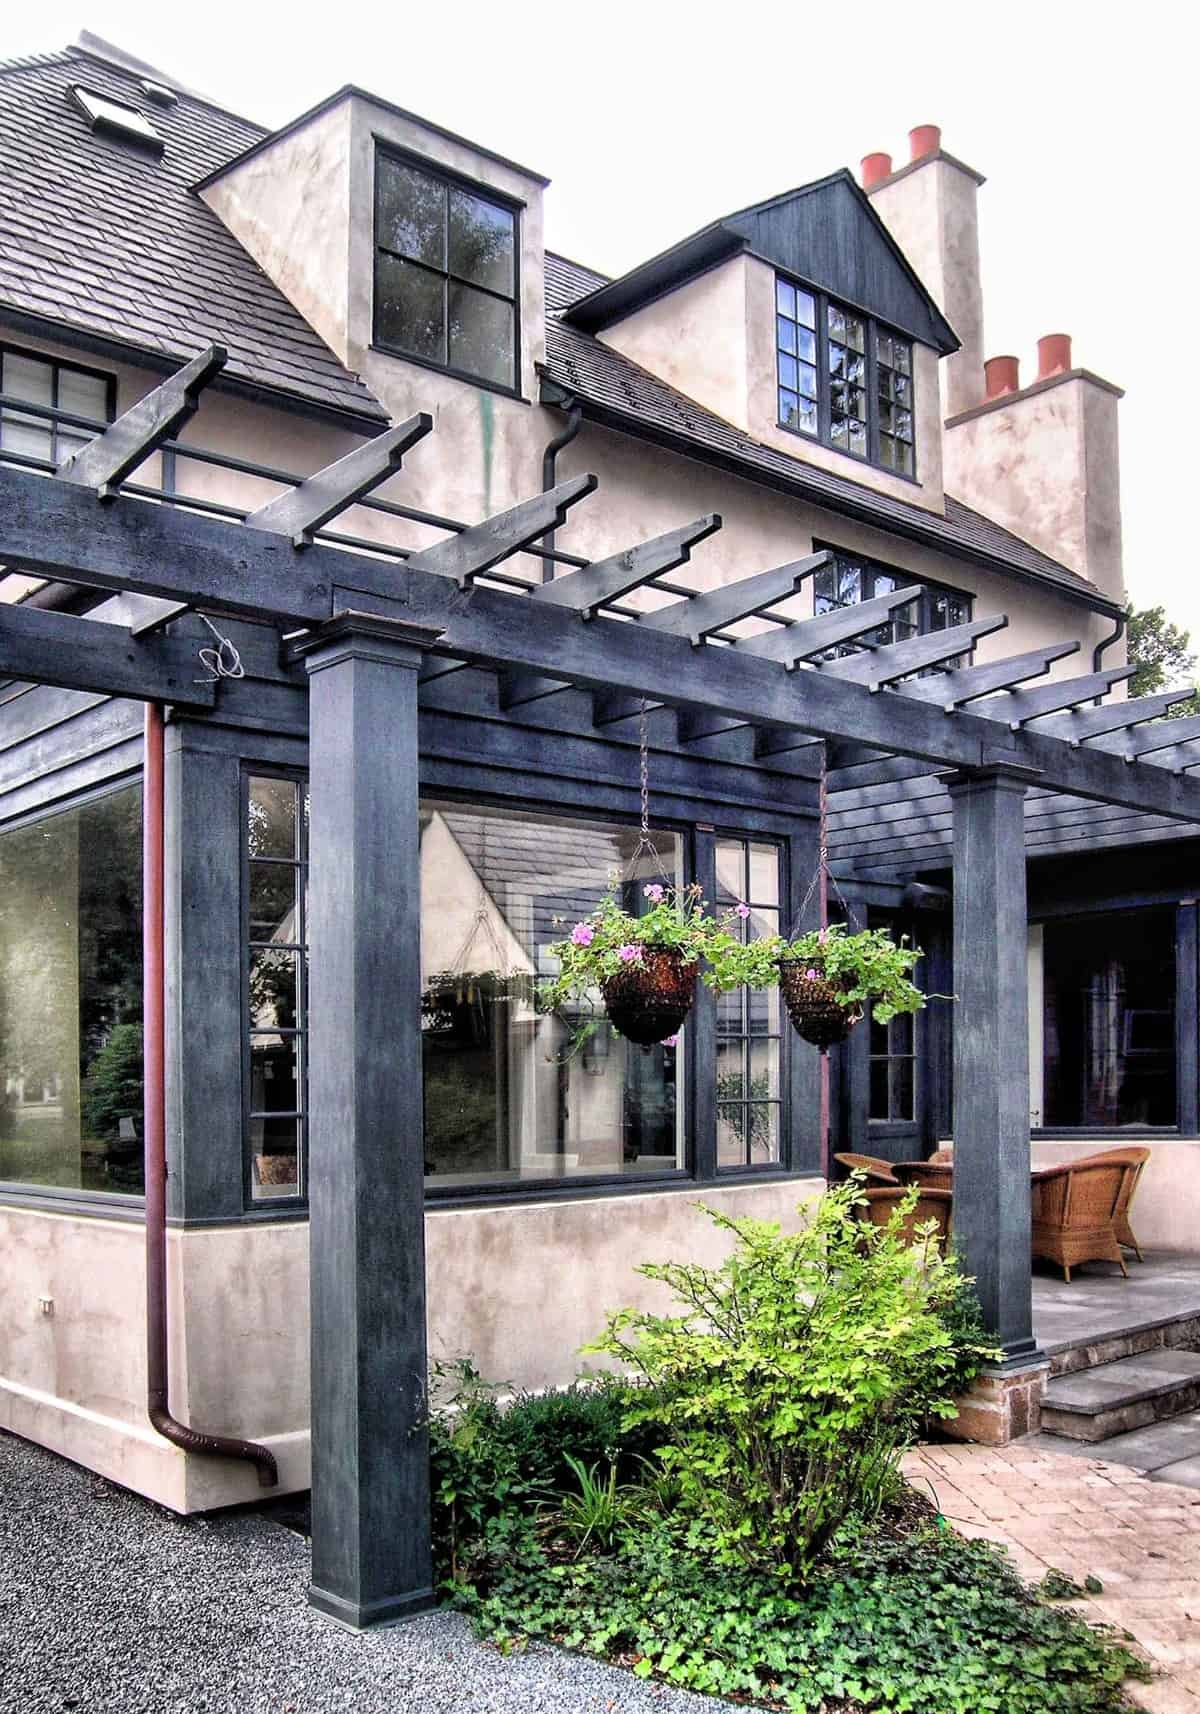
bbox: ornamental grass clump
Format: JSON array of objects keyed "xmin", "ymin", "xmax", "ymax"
[{"xmin": 585, "ymin": 1181, "xmax": 997, "ymax": 1580}]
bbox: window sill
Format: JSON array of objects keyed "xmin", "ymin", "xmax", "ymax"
[
  {"xmin": 369, "ymin": 341, "xmax": 530, "ymax": 405},
  {"xmin": 774, "ymin": 419, "xmax": 920, "ymax": 486},
  {"xmin": 0, "ymin": 1181, "xmax": 145, "ymax": 1222}
]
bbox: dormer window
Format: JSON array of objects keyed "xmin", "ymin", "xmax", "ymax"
[
  {"xmin": 373, "ymin": 148, "xmax": 520, "ymax": 394},
  {"xmin": 776, "ymin": 276, "xmax": 915, "ymax": 477}
]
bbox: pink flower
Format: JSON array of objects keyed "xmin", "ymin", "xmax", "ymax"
[
  {"xmin": 617, "ymin": 944, "xmax": 643, "ymax": 964},
  {"xmin": 644, "ymin": 883, "xmax": 665, "ymax": 903},
  {"xmin": 662, "ymin": 1034, "xmax": 679, "ymax": 1047},
  {"xmin": 571, "ymin": 923, "xmax": 595, "ymax": 947},
  {"xmin": 735, "ymin": 902, "xmax": 751, "ymax": 920},
  {"xmin": 806, "ymin": 967, "xmax": 819, "ymax": 980}
]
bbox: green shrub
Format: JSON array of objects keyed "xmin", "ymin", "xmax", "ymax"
[
  {"xmin": 461, "ymin": 1516, "xmax": 1147, "ymax": 1713},
  {"xmin": 585, "ymin": 1182, "xmax": 997, "ymax": 1578}
]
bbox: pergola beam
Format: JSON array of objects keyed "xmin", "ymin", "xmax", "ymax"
[
  {"xmin": 0, "ymin": 600, "xmax": 216, "ymax": 709},
  {"xmin": 818, "ymin": 615, "xmax": 1008, "ymax": 689},
  {"xmin": 532, "ymin": 515, "xmax": 722, "ymax": 616},
  {"xmin": 896, "ymin": 641, "xmax": 1081, "ymax": 710},
  {"xmin": 641, "ymin": 550, "xmax": 828, "ymax": 644},
  {"xmin": 57, "ymin": 344, "xmax": 227, "ymax": 497},
  {"xmin": 971, "ymin": 666, "xmax": 1135, "ymax": 727},
  {"xmin": 404, "ymin": 473, "xmax": 597, "ymax": 588},
  {"xmin": 1031, "ymin": 689, "xmax": 1195, "ymax": 743},
  {"xmin": 246, "ymin": 415, "xmax": 433, "ymax": 546},
  {"xmin": 2, "ymin": 463, "xmax": 1200, "ymax": 819},
  {"xmin": 737, "ymin": 582, "xmax": 924, "ymax": 665}
]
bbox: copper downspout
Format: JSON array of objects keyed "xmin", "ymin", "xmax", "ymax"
[{"xmin": 143, "ymin": 702, "xmax": 278, "ymax": 1488}]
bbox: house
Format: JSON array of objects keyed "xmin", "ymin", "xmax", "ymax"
[{"xmin": 1, "ymin": 32, "xmax": 1198, "ymax": 1627}]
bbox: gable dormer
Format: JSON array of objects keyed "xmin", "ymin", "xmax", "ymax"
[{"xmin": 565, "ymin": 172, "xmax": 958, "ymax": 513}]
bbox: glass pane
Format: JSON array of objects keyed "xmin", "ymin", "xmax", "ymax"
[
  {"xmin": 749, "ymin": 1037, "xmax": 780, "ymax": 1101},
  {"xmin": 716, "ymin": 1038, "xmax": 745, "ymax": 1101},
  {"xmin": 845, "ymin": 314, "xmax": 866, "ymax": 353},
  {"xmin": 716, "ymin": 985, "xmax": 745, "ymax": 1037},
  {"xmin": 877, "ymin": 332, "xmax": 894, "ymax": 367},
  {"xmin": 249, "ymin": 950, "xmax": 298, "ymax": 1030},
  {"xmin": 894, "ymin": 440, "xmax": 914, "ymax": 477},
  {"xmin": 448, "ymin": 282, "xmax": 515, "ymax": 388},
  {"xmin": 849, "ymin": 419, "xmax": 867, "ymax": 456},
  {"xmin": 870, "ymin": 1014, "xmax": 889, "ymax": 1055},
  {"xmin": 2, "ymin": 351, "xmax": 53, "ymax": 407},
  {"xmin": 250, "ymin": 1035, "xmax": 300, "ymax": 1114},
  {"xmin": 795, "ymin": 288, "xmax": 816, "ymax": 328},
  {"xmin": 250, "ymin": 1116, "xmax": 299, "ymax": 1199},
  {"xmin": 796, "ymin": 397, "xmax": 818, "ymax": 435},
  {"xmin": 828, "ymin": 305, "xmax": 845, "ymax": 342},
  {"xmin": 829, "ymin": 347, "xmax": 846, "ymax": 381},
  {"xmin": 895, "ymin": 341, "xmax": 912, "ymax": 374},
  {"xmin": 717, "ymin": 1106, "xmax": 746, "ymax": 1167},
  {"xmin": 879, "ymin": 436, "xmax": 896, "ymax": 471},
  {"xmin": 777, "ymin": 314, "xmax": 797, "ymax": 356},
  {"xmin": 744, "ymin": 1103, "xmax": 779, "ymax": 1164},
  {"xmin": 0, "ymin": 410, "xmax": 52, "ymax": 461},
  {"xmin": 776, "ymin": 277, "xmax": 796, "ymax": 318},
  {"xmin": 715, "ymin": 840, "xmax": 746, "ymax": 906},
  {"xmin": 778, "ymin": 353, "xmax": 799, "ymax": 391},
  {"xmin": 449, "ymin": 189, "xmax": 514, "ymax": 295},
  {"xmin": 0, "ymin": 787, "xmax": 143, "ymax": 1194},
  {"xmin": 746, "ymin": 982, "xmax": 781, "ymax": 1038},
  {"xmin": 830, "ymin": 417, "xmax": 848, "ymax": 451},
  {"xmin": 798, "ymin": 362, "xmax": 818, "ymax": 400},
  {"xmin": 375, "ymin": 252, "xmax": 445, "ymax": 365},
  {"xmin": 892, "ymin": 1011, "xmax": 914, "ymax": 1054},
  {"xmin": 56, "ymin": 367, "xmax": 108, "ymax": 425},
  {"xmin": 778, "ymin": 388, "xmax": 800, "ymax": 428},
  {"xmin": 836, "ymin": 562, "xmax": 862, "ymax": 604},
  {"xmin": 248, "ymin": 777, "xmax": 297, "ymax": 859},
  {"xmin": 748, "ymin": 844, "xmax": 779, "ymax": 906},
  {"xmin": 891, "ymin": 1058, "xmax": 915, "ymax": 1121},
  {"xmin": 249, "ymin": 862, "xmax": 298, "ymax": 945},
  {"xmin": 869, "ymin": 1059, "xmax": 889, "ymax": 1121},
  {"xmin": 376, "ymin": 158, "xmax": 445, "ymax": 265},
  {"xmin": 422, "ymin": 802, "xmax": 683, "ymax": 1186}
]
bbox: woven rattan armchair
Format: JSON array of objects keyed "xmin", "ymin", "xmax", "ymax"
[
  {"xmin": 855, "ymin": 1185, "xmax": 952, "ymax": 1250},
  {"xmin": 1031, "ymin": 1160, "xmax": 1129, "ymax": 1282},
  {"xmin": 1058, "ymin": 1146, "xmax": 1151, "ymax": 1262},
  {"xmin": 928, "ymin": 1148, "xmax": 954, "ymax": 1164},
  {"xmin": 894, "ymin": 1160, "xmax": 954, "ymax": 1191},
  {"xmin": 833, "ymin": 1151, "xmax": 899, "ymax": 1185}
]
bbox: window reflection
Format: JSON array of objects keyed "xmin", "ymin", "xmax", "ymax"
[
  {"xmin": 0, "ymin": 787, "xmax": 143, "ymax": 1192},
  {"xmin": 419, "ymin": 802, "xmax": 683, "ymax": 1186},
  {"xmin": 714, "ymin": 837, "xmax": 782, "ymax": 1167}
]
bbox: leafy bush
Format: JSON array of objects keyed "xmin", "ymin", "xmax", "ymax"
[
  {"xmin": 585, "ymin": 1183, "xmax": 997, "ymax": 1578},
  {"xmin": 80, "ymin": 1022, "xmax": 143, "ymax": 1143},
  {"xmin": 461, "ymin": 1515, "xmax": 1147, "ymax": 1713}
]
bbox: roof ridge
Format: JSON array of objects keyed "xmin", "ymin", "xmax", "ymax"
[{"xmin": 67, "ymin": 40, "xmax": 269, "ymax": 135}]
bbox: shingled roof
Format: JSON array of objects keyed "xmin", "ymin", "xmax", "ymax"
[
  {"xmin": 542, "ymin": 252, "xmax": 1112, "ymax": 613},
  {"xmin": 0, "ymin": 45, "xmax": 386, "ymax": 425}
]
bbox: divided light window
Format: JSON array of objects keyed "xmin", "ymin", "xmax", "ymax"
[
  {"xmin": 0, "ymin": 346, "xmax": 114, "ymax": 467},
  {"xmin": 776, "ymin": 278, "xmax": 915, "ymax": 476},
  {"xmin": 814, "ymin": 549, "xmax": 972, "ymax": 669},
  {"xmin": 373, "ymin": 150, "xmax": 519, "ymax": 393}
]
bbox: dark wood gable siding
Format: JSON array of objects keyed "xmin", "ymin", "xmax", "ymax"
[{"xmin": 723, "ymin": 175, "xmax": 958, "ymax": 353}]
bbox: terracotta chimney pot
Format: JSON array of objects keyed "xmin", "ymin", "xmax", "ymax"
[
  {"xmin": 1037, "ymin": 333, "xmax": 1073, "ymax": 381},
  {"xmin": 909, "ymin": 125, "xmax": 941, "ymax": 162},
  {"xmin": 984, "ymin": 355, "xmax": 1020, "ymax": 400},
  {"xmin": 861, "ymin": 151, "xmax": 893, "ymax": 189}
]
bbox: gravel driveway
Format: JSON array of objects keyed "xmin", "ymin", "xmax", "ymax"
[{"xmin": 0, "ymin": 1430, "xmax": 718, "ymax": 1714}]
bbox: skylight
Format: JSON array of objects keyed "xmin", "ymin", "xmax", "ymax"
[{"xmin": 66, "ymin": 86, "xmax": 165, "ymax": 155}]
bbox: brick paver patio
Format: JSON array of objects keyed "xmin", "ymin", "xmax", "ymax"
[{"xmin": 904, "ymin": 1443, "xmax": 1200, "ymax": 1713}]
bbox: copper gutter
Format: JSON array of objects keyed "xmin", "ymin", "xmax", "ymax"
[{"xmin": 143, "ymin": 701, "xmax": 278, "ymax": 1488}]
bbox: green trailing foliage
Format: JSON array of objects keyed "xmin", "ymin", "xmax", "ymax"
[
  {"xmin": 459, "ymin": 1516, "xmax": 1148, "ymax": 1713},
  {"xmin": 584, "ymin": 1182, "xmax": 997, "ymax": 1578}
]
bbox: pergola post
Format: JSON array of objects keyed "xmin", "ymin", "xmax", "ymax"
[
  {"xmin": 944, "ymin": 764, "xmax": 1042, "ymax": 1363},
  {"xmin": 299, "ymin": 611, "xmax": 443, "ymax": 1630}
]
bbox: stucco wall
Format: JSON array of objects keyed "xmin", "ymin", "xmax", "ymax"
[
  {"xmin": 1029, "ymin": 1140, "xmax": 1200, "ymax": 1258},
  {"xmin": 0, "ymin": 1177, "xmax": 822, "ymax": 1512}
]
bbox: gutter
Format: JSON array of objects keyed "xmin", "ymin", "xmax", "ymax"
[
  {"xmin": 538, "ymin": 386, "xmax": 582, "ymax": 580},
  {"xmin": 143, "ymin": 702, "xmax": 277, "ymax": 1489}
]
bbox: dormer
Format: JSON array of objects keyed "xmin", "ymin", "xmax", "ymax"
[
  {"xmin": 197, "ymin": 87, "xmax": 548, "ymax": 422},
  {"xmin": 564, "ymin": 172, "xmax": 958, "ymax": 513}
]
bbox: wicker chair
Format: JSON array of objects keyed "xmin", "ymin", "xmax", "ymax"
[
  {"xmin": 1057, "ymin": 1146, "xmax": 1151, "ymax": 1262},
  {"xmin": 1030, "ymin": 1160, "xmax": 1129, "ymax": 1282},
  {"xmin": 833, "ymin": 1151, "xmax": 899, "ymax": 1185},
  {"xmin": 928, "ymin": 1148, "xmax": 954, "ymax": 1165},
  {"xmin": 855, "ymin": 1186, "xmax": 952, "ymax": 1250},
  {"xmin": 894, "ymin": 1160, "xmax": 954, "ymax": 1191}
]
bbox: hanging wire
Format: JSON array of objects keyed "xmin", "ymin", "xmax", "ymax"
[{"xmin": 194, "ymin": 614, "xmax": 245, "ymax": 684}]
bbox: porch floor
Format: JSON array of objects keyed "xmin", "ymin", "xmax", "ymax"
[{"xmin": 1033, "ymin": 1251, "xmax": 1200, "ymax": 1357}]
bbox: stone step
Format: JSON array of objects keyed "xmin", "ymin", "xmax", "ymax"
[
  {"xmin": 1040, "ymin": 1348, "xmax": 1200, "ymax": 1442},
  {"xmin": 1045, "ymin": 1311, "xmax": 1200, "ymax": 1378}
]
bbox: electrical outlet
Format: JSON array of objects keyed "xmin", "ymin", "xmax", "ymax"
[{"xmin": 37, "ymin": 1296, "xmax": 54, "ymax": 1317}]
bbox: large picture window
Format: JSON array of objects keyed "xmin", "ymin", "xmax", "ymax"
[
  {"xmin": 420, "ymin": 801, "xmax": 683, "ymax": 1187},
  {"xmin": 0, "ymin": 785, "xmax": 143, "ymax": 1194},
  {"xmin": 373, "ymin": 150, "xmax": 519, "ymax": 392},
  {"xmin": 1042, "ymin": 908, "xmax": 1177, "ymax": 1129},
  {"xmin": 776, "ymin": 276, "xmax": 915, "ymax": 476}
]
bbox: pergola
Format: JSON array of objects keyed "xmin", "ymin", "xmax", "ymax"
[{"xmin": 3, "ymin": 349, "xmax": 1200, "ymax": 1627}]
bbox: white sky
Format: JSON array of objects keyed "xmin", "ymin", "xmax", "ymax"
[{"xmin": 6, "ymin": 3, "xmax": 1195, "ymax": 637}]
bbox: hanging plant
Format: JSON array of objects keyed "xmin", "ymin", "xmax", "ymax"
[
  {"xmin": 421, "ymin": 969, "xmax": 536, "ymax": 1045},
  {"xmin": 541, "ymin": 881, "xmax": 744, "ymax": 1047},
  {"xmin": 702, "ymin": 922, "xmax": 925, "ymax": 1052}
]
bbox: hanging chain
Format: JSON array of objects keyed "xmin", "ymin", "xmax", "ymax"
[
  {"xmin": 621, "ymin": 696, "xmax": 671, "ymax": 884},
  {"xmin": 639, "ymin": 696, "xmax": 650, "ymax": 836},
  {"xmin": 794, "ymin": 751, "xmax": 851, "ymax": 931}
]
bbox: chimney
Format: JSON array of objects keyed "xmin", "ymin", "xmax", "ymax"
[
  {"xmin": 860, "ymin": 151, "xmax": 893, "ymax": 189},
  {"xmin": 865, "ymin": 126, "xmax": 987, "ymax": 418},
  {"xmin": 944, "ymin": 337, "xmax": 1125, "ymax": 600}
]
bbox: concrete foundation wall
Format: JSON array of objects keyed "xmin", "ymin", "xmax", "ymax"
[{"xmin": 0, "ymin": 1176, "xmax": 822, "ymax": 1513}]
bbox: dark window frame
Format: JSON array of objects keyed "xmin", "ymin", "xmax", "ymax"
[
  {"xmin": 812, "ymin": 544, "xmax": 974, "ymax": 665},
  {"xmin": 371, "ymin": 141, "xmax": 523, "ymax": 399},
  {"xmin": 241, "ymin": 767, "xmax": 309, "ymax": 1211},
  {"xmin": 775, "ymin": 274, "xmax": 917, "ymax": 480},
  {"xmin": 237, "ymin": 781, "xmax": 799, "ymax": 1209},
  {"xmin": 0, "ymin": 340, "xmax": 116, "ymax": 467},
  {"xmin": 710, "ymin": 833, "xmax": 788, "ymax": 1174}
]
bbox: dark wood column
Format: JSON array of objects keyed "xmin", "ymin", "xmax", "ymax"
[
  {"xmin": 298, "ymin": 612, "xmax": 443, "ymax": 1630},
  {"xmin": 943, "ymin": 764, "xmax": 1041, "ymax": 1364}
]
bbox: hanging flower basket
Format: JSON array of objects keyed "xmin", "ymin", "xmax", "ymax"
[
  {"xmin": 777, "ymin": 958, "xmax": 864, "ymax": 1050},
  {"xmin": 600, "ymin": 944, "xmax": 699, "ymax": 1046}
]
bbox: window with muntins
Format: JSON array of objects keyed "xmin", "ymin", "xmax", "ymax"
[
  {"xmin": 0, "ymin": 346, "xmax": 114, "ymax": 467},
  {"xmin": 714, "ymin": 838, "xmax": 784, "ymax": 1168},
  {"xmin": 0, "ymin": 785, "xmax": 143, "ymax": 1195},
  {"xmin": 373, "ymin": 150, "xmax": 519, "ymax": 392},
  {"xmin": 813, "ymin": 549, "xmax": 973, "ymax": 669},
  {"xmin": 776, "ymin": 276, "xmax": 915, "ymax": 476},
  {"xmin": 246, "ymin": 775, "xmax": 309, "ymax": 1202}
]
